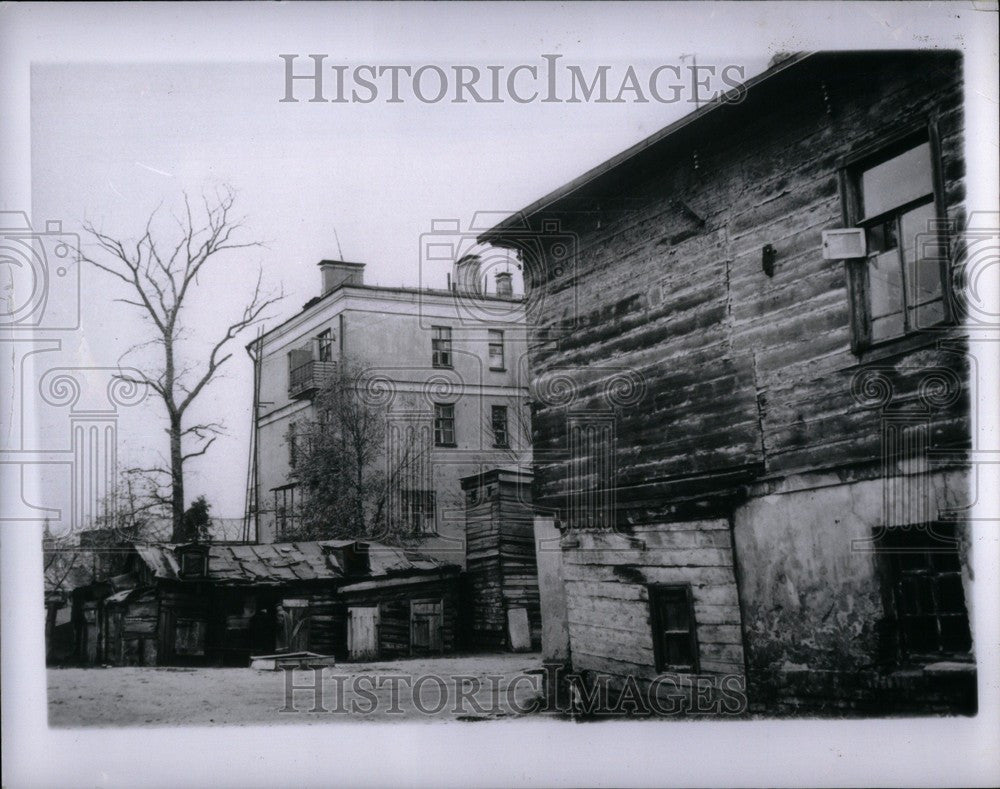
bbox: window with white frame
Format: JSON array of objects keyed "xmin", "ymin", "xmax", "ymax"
[
  {"xmin": 431, "ymin": 326, "xmax": 452, "ymax": 368},
  {"xmin": 491, "ymin": 405, "xmax": 509, "ymax": 448},
  {"xmin": 273, "ymin": 486, "xmax": 297, "ymax": 539},
  {"xmin": 317, "ymin": 328, "xmax": 334, "ymax": 362},
  {"xmin": 434, "ymin": 402, "xmax": 456, "ymax": 446},
  {"xmin": 488, "ymin": 329, "xmax": 505, "ymax": 370}
]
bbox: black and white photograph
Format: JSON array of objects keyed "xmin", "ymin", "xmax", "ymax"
[{"xmin": 2, "ymin": 2, "xmax": 998, "ymax": 786}]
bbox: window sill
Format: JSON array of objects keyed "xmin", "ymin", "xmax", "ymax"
[
  {"xmin": 654, "ymin": 664, "xmax": 699, "ymax": 674},
  {"xmin": 489, "ymin": 367, "xmax": 507, "ymax": 373},
  {"xmin": 492, "ymin": 444, "xmax": 510, "ymax": 450},
  {"xmin": 855, "ymin": 324, "xmax": 961, "ymax": 364},
  {"xmin": 435, "ymin": 443, "xmax": 457, "ymax": 449}
]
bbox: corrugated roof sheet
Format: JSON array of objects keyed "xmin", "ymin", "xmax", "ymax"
[{"xmin": 133, "ymin": 540, "xmax": 454, "ymax": 586}]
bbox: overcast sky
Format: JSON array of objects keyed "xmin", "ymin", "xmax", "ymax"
[{"xmin": 14, "ymin": 2, "xmax": 996, "ymax": 521}]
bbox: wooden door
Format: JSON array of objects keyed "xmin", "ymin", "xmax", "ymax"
[
  {"xmin": 282, "ymin": 599, "xmax": 311, "ymax": 653},
  {"xmin": 83, "ymin": 604, "xmax": 99, "ymax": 664},
  {"xmin": 347, "ymin": 606, "xmax": 379, "ymax": 660},
  {"xmin": 410, "ymin": 599, "xmax": 443, "ymax": 654},
  {"xmin": 106, "ymin": 610, "xmax": 124, "ymax": 665}
]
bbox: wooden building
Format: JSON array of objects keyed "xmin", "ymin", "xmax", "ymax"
[
  {"xmin": 480, "ymin": 51, "xmax": 975, "ymax": 714},
  {"xmin": 338, "ymin": 570, "xmax": 462, "ymax": 660},
  {"xmin": 70, "ymin": 540, "xmax": 461, "ymax": 666},
  {"xmin": 461, "ymin": 468, "xmax": 541, "ymax": 651}
]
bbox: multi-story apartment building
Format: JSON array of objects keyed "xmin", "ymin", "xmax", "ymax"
[{"xmin": 247, "ymin": 257, "xmax": 530, "ymax": 567}]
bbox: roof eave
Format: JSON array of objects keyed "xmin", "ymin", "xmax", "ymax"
[{"xmin": 476, "ymin": 51, "xmax": 815, "ymax": 246}]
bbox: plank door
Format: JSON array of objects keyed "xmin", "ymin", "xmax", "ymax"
[
  {"xmin": 282, "ymin": 598, "xmax": 311, "ymax": 653},
  {"xmin": 347, "ymin": 606, "xmax": 379, "ymax": 660},
  {"xmin": 106, "ymin": 610, "xmax": 124, "ymax": 665},
  {"xmin": 83, "ymin": 604, "xmax": 99, "ymax": 664},
  {"xmin": 410, "ymin": 599, "xmax": 443, "ymax": 654}
]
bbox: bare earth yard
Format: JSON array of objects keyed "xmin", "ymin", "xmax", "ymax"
[{"xmin": 48, "ymin": 653, "xmax": 544, "ymax": 727}]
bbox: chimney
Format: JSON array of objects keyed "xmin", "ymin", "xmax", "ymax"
[
  {"xmin": 319, "ymin": 260, "xmax": 365, "ymax": 295},
  {"xmin": 453, "ymin": 254, "xmax": 482, "ymax": 296},
  {"xmin": 495, "ymin": 271, "xmax": 513, "ymax": 299}
]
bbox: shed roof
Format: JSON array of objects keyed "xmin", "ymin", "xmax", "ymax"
[{"xmin": 133, "ymin": 540, "xmax": 455, "ymax": 586}]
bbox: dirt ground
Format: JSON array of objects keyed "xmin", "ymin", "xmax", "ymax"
[{"xmin": 47, "ymin": 653, "xmax": 544, "ymax": 727}]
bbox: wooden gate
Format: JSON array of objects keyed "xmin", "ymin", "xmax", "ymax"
[
  {"xmin": 347, "ymin": 606, "xmax": 379, "ymax": 660},
  {"xmin": 410, "ymin": 599, "xmax": 443, "ymax": 654}
]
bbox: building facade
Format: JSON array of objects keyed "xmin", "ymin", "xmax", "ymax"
[
  {"xmin": 248, "ymin": 257, "xmax": 531, "ymax": 567},
  {"xmin": 481, "ymin": 51, "xmax": 975, "ymax": 714}
]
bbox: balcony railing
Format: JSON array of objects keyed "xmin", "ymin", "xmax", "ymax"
[{"xmin": 289, "ymin": 359, "xmax": 338, "ymax": 400}]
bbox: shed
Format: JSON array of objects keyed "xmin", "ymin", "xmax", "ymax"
[{"xmin": 71, "ymin": 539, "xmax": 461, "ymax": 666}]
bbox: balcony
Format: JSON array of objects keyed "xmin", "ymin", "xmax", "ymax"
[{"xmin": 288, "ymin": 359, "xmax": 338, "ymax": 400}]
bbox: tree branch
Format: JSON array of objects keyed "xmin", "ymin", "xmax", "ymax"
[{"xmin": 182, "ymin": 436, "xmax": 217, "ymax": 463}]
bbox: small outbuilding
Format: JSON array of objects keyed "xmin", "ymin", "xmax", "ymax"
[{"xmin": 69, "ymin": 539, "xmax": 461, "ymax": 666}]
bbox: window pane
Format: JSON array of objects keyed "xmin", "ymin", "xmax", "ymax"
[
  {"xmin": 664, "ymin": 634, "xmax": 691, "ymax": 667},
  {"xmin": 868, "ymin": 248, "xmax": 905, "ymax": 342},
  {"xmin": 900, "ymin": 201, "xmax": 946, "ymax": 328},
  {"xmin": 881, "ymin": 523, "xmax": 971, "ymax": 657},
  {"xmin": 867, "ymin": 218, "xmax": 898, "ymax": 254},
  {"xmin": 663, "ymin": 597, "xmax": 689, "ymax": 630},
  {"xmin": 861, "ymin": 142, "xmax": 933, "ymax": 219},
  {"xmin": 432, "ymin": 327, "xmax": 452, "ymax": 367}
]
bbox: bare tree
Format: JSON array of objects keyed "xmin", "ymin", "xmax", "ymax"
[
  {"xmin": 96, "ymin": 467, "xmax": 170, "ymax": 544},
  {"xmin": 81, "ymin": 187, "xmax": 281, "ymax": 540},
  {"xmin": 286, "ymin": 361, "xmax": 434, "ymax": 543},
  {"xmin": 43, "ymin": 525, "xmax": 85, "ymax": 597}
]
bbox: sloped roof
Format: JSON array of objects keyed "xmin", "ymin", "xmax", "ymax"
[
  {"xmin": 367, "ymin": 545, "xmax": 449, "ymax": 576},
  {"xmin": 133, "ymin": 540, "xmax": 455, "ymax": 586},
  {"xmin": 477, "ymin": 52, "xmax": 816, "ymax": 243}
]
